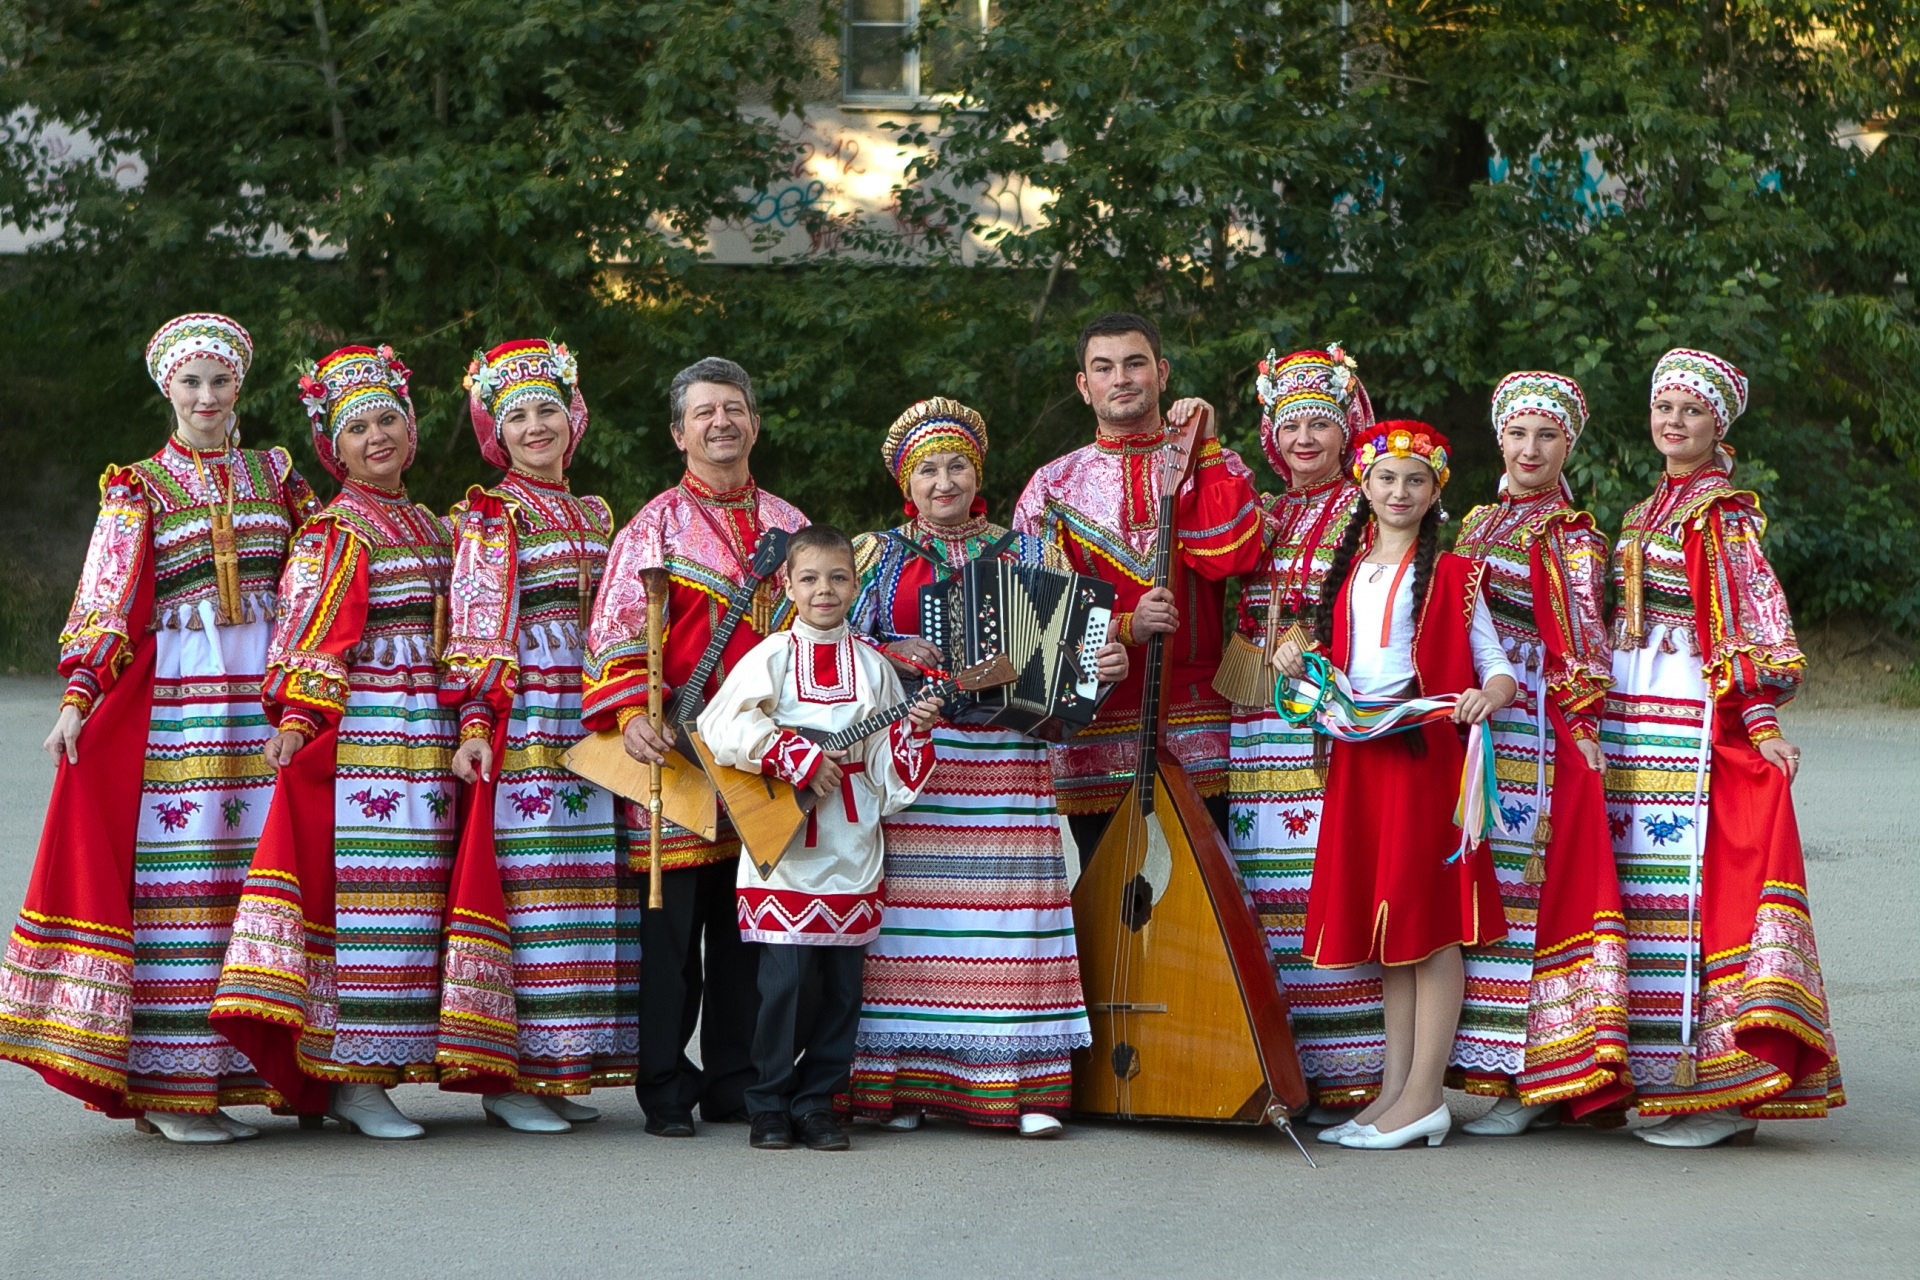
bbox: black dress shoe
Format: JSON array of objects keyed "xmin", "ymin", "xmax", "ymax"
[
  {"xmin": 796, "ymin": 1110, "xmax": 850, "ymax": 1151},
  {"xmin": 644, "ymin": 1112, "xmax": 696, "ymax": 1138},
  {"xmin": 749, "ymin": 1112, "xmax": 794, "ymax": 1150}
]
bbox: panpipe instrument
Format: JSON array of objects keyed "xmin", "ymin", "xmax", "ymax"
[
  {"xmin": 562, "ymin": 526, "xmax": 792, "ymax": 840},
  {"xmin": 917, "ymin": 556, "xmax": 1115, "ymax": 742},
  {"xmin": 1069, "ymin": 407, "xmax": 1313, "ymax": 1164}
]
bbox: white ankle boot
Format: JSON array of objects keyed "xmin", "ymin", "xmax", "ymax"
[
  {"xmin": 544, "ymin": 1096, "xmax": 600, "ymax": 1123},
  {"xmin": 138, "ymin": 1111, "xmax": 233, "ymax": 1144},
  {"xmin": 328, "ymin": 1083, "xmax": 426, "ymax": 1140},
  {"xmin": 1462, "ymin": 1096, "xmax": 1560, "ymax": 1136},
  {"xmin": 1635, "ymin": 1108, "xmax": 1757, "ymax": 1148},
  {"xmin": 210, "ymin": 1109, "xmax": 262, "ymax": 1140},
  {"xmin": 483, "ymin": 1092, "xmax": 572, "ymax": 1134},
  {"xmin": 1017, "ymin": 1113, "xmax": 1064, "ymax": 1139}
]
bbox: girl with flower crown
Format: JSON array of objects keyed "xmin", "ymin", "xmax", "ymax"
[
  {"xmin": 210, "ymin": 344, "xmax": 458, "ymax": 1140},
  {"xmin": 0, "ymin": 314, "xmax": 317, "ymax": 1143},
  {"xmin": 1447, "ymin": 373, "xmax": 1630, "ymax": 1135},
  {"xmin": 1272, "ymin": 420, "xmax": 1516, "ymax": 1150},
  {"xmin": 431, "ymin": 339, "xmax": 637, "ymax": 1134},
  {"xmin": 1601, "ymin": 348, "xmax": 1842, "ymax": 1147}
]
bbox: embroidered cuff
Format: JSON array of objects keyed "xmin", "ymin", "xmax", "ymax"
[
  {"xmin": 1741, "ymin": 701, "xmax": 1781, "ymax": 744},
  {"xmin": 278, "ymin": 712, "xmax": 320, "ymax": 741},
  {"xmin": 1115, "ymin": 611, "xmax": 1138, "ymax": 647},
  {"xmin": 615, "ymin": 704, "xmax": 647, "ymax": 731},
  {"xmin": 1565, "ymin": 714, "xmax": 1600, "ymax": 743},
  {"xmin": 762, "ymin": 729, "xmax": 824, "ymax": 788},
  {"xmin": 459, "ymin": 719, "xmax": 494, "ymax": 744}
]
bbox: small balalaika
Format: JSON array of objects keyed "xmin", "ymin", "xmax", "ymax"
[{"xmin": 917, "ymin": 553, "xmax": 1115, "ymax": 742}]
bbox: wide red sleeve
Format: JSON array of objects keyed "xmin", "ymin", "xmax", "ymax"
[
  {"xmin": 582, "ymin": 510, "xmax": 665, "ymax": 732},
  {"xmin": 1685, "ymin": 494, "xmax": 1805, "ymax": 744},
  {"xmin": 440, "ymin": 488, "xmax": 521, "ymax": 736},
  {"xmin": 58, "ymin": 465, "xmax": 156, "ymax": 715},
  {"xmin": 1531, "ymin": 513, "xmax": 1612, "ymax": 742},
  {"xmin": 263, "ymin": 516, "xmax": 369, "ymax": 738},
  {"xmin": 1174, "ymin": 436, "xmax": 1263, "ymax": 581}
]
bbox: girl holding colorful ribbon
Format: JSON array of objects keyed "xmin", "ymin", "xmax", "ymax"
[{"xmin": 1270, "ymin": 420, "xmax": 1516, "ymax": 1150}]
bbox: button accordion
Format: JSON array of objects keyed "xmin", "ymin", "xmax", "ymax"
[{"xmin": 918, "ymin": 556, "xmax": 1115, "ymax": 742}]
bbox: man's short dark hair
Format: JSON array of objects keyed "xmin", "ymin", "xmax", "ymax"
[
  {"xmin": 787, "ymin": 523, "xmax": 856, "ymax": 569},
  {"xmin": 1077, "ymin": 312, "xmax": 1163, "ymax": 369},
  {"xmin": 669, "ymin": 357, "xmax": 757, "ymax": 432}
]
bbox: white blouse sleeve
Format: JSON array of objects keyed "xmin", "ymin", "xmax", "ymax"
[{"xmin": 1469, "ymin": 588, "xmax": 1516, "ymax": 685}]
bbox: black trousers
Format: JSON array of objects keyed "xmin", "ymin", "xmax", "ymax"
[
  {"xmin": 633, "ymin": 858, "xmax": 762, "ymax": 1121},
  {"xmin": 744, "ymin": 942, "xmax": 865, "ymax": 1120},
  {"xmin": 1067, "ymin": 794, "xmax": 1231, "ymax": 871}
]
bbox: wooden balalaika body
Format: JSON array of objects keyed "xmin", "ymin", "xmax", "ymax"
[{"xmin": 1071, "ymin": 412, "xmax": 1309, "ymax": 1140}]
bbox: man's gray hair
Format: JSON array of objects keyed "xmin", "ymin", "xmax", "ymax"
[{"xmin": 669, "ymin": 357, "xmax": 757, "ymax": 431}]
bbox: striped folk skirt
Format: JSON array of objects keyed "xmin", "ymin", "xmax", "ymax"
[{"xmin": 848, "ymin": 725, "xmax": 1091, "ymax": 1126}]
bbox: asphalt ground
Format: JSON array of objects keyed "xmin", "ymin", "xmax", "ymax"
[{"xmin": 0, "ymin": 677, "xmax": 1912, "ymax": 1277}]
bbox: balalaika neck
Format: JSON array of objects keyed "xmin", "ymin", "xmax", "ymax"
[
  {"xmin": 1133, "ymin": 474, "xmax": 1178, "ymax": 815},
  {"xmin": 814, "ymin": 673, "xmax": 957, "ymax": 752},
  {"xmin": 669, "ymin": 579, "xmax": 758, "ymax": 728}
]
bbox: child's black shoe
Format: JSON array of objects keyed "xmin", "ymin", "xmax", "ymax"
[{"xmin": 749, "ymin": 1112, "xmax": 794, "ymax": 1149}]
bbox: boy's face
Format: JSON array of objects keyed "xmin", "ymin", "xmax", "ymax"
[{"xmin": 785, "ymin": 545, "xmax": 857, "ymax": 629}]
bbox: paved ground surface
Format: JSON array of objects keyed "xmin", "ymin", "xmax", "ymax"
[{"xmin": 0, "ymin": 676, "xmax": 1912, "ymax": 1278}]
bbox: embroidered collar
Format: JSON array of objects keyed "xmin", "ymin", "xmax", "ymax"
[
  {"xmin": 914, "ymin": 513, "xmax": 989, "ymax": 544},
  {"xmin": 1094, "ymin": 427, "xmax": 1169, "ymax": 455},
  {"xmin": 681, "ymin": 471, "xmax": 757, "ymax": 508},
  {"xmin": 166, "ymin": 436, "xmax": 231, "ymax": 463},
  {"xmin": 1285, "ymin": 475, "xmax": 1347, "ymax": 504},
  {"xmin": 506, "ymin": 467, "xmax": 570, "ymax": 493},
  {"xmin": 343, "ymin": 477, "xmax": 410, "ymax": 503},
  {"xmin": 1499, "ymin": 483, "xmax": 1559, "ymax": 509},
  {"xmin": 791, "ymin": 619, "xmax": 849, "ymax": 643}
]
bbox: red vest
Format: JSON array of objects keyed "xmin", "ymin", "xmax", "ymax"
[{"xmin": 1330, "ymin": 550, "xmax": 1485, "ymax": 696}]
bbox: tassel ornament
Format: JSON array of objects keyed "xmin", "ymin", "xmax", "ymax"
[{"xmin": 1674, "ymin": 1050, "xmax": 1697, "ymax": 1088}]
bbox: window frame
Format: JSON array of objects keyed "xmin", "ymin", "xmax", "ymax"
[{"xmin": 840, "ymin": 0, "xmax": 993, "ymax": 109}]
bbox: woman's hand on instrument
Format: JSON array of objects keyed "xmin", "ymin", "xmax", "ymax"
[
  {"xmin": 1167, "ymin": 397, "xmax": 1216, "ymax": 438},
  {"xmin": 623, "ymin": 715, "xmax": 672, "ymax": 765},
  {"xmin": 44, "ymin": 704, "xmax": 84, "ymax": 764},
  {"xmin": 1269, "ymin": 636, "xmax": 1307, "ymax": 678},
  {"xmin": 452, "ymin": 737, "xmax": 494, "ymax": 784},
  {"xmin": 263, "ymin": 730, "xmax": 306, "ymax": 769},
  {"xmin": 808, "ymin": 748, "xmax": 847, "ymax": 797},
  {"xmin": 1757, "ymin": 736, "xmax": 1802, "ymax": 784},
  {"xmin": 1576, "ymin": 738, "xmax": 1605, "ymax": 773},
  {"xmin": 907, "ymin": 695, "xmax": 944, "ymax": 733},
  {"xmin": 1131, "ymin": 586, "xmax": 1180, "ymax": 636},
  {"xmin": 1093, "ymin": 640, "xmax": 1128, "ymax": 684},
  {"xmin": 1452, "ymin": 675, "xmax": 1515, "ymax": 726},
  {"xmin": 884, "ymin": 637, "xmax": 944, "ymax": 674}
]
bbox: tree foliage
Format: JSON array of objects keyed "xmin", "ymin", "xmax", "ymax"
[{"xmin": 2, "ymin": 0, "xmax": 1919, "ymax": 669}]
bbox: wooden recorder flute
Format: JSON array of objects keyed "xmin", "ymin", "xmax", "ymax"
[{"xmin": 645, "ymin": 574, "xmax": 666, "ymax": 910}]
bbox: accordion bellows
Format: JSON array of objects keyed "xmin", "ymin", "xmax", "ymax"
[{"xmin": 919, "ymin": 558, "xmax": 1115, "ymax": 742}]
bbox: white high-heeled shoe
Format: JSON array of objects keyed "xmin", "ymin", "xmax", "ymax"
[
  {"xmin": 137, "ymin": 1111, "xmax": 233, "ymax": 1144},
  {"xmin": 544, "ymin": 1096, "xmax": 600, "ymax": 1123},
  {"xmin": 1634, "ymin": 1108, "xmax": 1757, "ymax": 1148},
  {"xmin": 1018, "ymin": 1113, "xmax": 1064, "ymax": 1139},
  {"xmin": 1315, "ymin": 1118, "xmax": 1364, "ymax": 1144},
  {"xmin": 484, "ymin": 1092, "xmax": 572, "ymax": 1134},
  {"xmin": 328, "ymin": 1083, "xmax": 426, "ymax": 1140},
  {"xmin": 1339, "ymin": 1102, "xmax": 1452, "ymax": 1150},
  {"xmin": 1461, "ymin": 1097, "xmax": 1559, "ymax": 1137}
]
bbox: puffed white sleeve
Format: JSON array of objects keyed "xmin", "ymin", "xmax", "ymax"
[
  {"xmin": 1469, "ymin": 587, "xmax": 1516, "ymax": 685},
  {"xmin": 696, "ymin": 635, "xmax": 822, "ymax": 787}
]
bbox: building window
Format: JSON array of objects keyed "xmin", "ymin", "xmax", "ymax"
[{"xmin": 843, "ymin": 1, "xmax": 994, "ymax": 104}]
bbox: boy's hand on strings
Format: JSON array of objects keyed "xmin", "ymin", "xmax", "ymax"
[
  {"xmin": 907, "ymin": 695, "xmax": 945, "ymax": 733},
  {"xmin": 808, "ymin": 749, "xmax": 848, "ymax": 797},
  {"xmin": 1269, "ymin": 636, "xmax": 1308, "ymax": 678}
]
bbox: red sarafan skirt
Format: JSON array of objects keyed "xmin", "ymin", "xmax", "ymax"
[{"xmin": 1305, "ymin": 722, "xmax": 1506, "ymax": 967}]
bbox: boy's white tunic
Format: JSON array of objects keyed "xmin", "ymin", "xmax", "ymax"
[{"xmin": 697, "ymin": 620, "xmax": 935, "ymax": 946}]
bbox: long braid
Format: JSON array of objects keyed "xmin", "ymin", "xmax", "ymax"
[
  {"xmin": 1314, "ymin": 508, "xmax": 1370, "ymax": 654},
  {"xmin": 1408, "ymin": 506, "xmax": 1442, "ymax": 623}
]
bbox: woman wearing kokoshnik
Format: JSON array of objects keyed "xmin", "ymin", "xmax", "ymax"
[
  {"xmin": 432, "ymin": 339, "xmax": 637, "ymax": 1134},
  {"xmin": 1224, "ymin": 345, "xmax": 1386, "ymax": 1125},
  {"xmin": 1273, "ymin": 419, "xmax": 1518, "ymax": 1150},
  {"xmin": 1602, "ymin": 348, "xmax": 1842, "ymax": 1148},
  {"xmin": 210, "ymin": 344, "xmax": 458, "ymax": 1140},
  {"xmin": 844, "ymin": 399, "xmax": 1126, "ymax": 1138},
  {"xmin": 1447, "ymin": 372, "xmax": 1631, "ymax": 1136},
  {"xmin": 0, "ymin": 313, "xmax": 317, "ymax": 1144}
]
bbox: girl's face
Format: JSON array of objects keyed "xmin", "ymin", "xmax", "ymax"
[
  {"xmin": 1275, "ymin": 413, "xmax": 1344, "ymax": 488},
  {"xmin": 501, "ymin": 396, "xmax": 570, "ymax": 476},
  {"xmin": 1649, "ymin": 389, "xmax": 1718, "ymax": 470},
  {"xmin": 336, "ymin": 405, "xmax": 410, "ymax": 489},
  {"xmin": 167, "ymin": 357, "xmax": 240, "ymax": 447},
  {"xmin": 1499, "ymin": 412, "xmax": 1571, "ymax": 494},
  {"xmin": 906, "ymin": 451, "xmax": 979, "ymax": 525},
  {"xmin": 1362, "ymin": 456, "xmax": 1440, "ymax": 533}
]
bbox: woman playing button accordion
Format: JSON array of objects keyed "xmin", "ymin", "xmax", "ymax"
[
  {"xmin": 0, "ymin": 313, "xmax": 317, "ymax": 1143},
  {"xmin": 211, "ymin": 345, "xmax": 458, "ymax": 1140},
  {"xmin": 1448, "ymin": 373, "xmax": 1630, "ymax": 1135},
  {"xmin": 434, "ymin": 339, "xmax": 637, "ymax": 1133},
  {"xmin": 1601, "ymin": 348, "xmax": 1842, "ymax": 1147},
  {"xmin": 845, "ymin": 399, "xmax": 1126, "ymax": 1137}
]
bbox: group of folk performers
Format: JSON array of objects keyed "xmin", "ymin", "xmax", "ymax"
[{"xmin": 0, "ymin": 309, "xmax": 1841, "ymax": 1154}]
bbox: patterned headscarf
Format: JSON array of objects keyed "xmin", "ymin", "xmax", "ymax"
[
  {"xmin": 1650, "ymin": 348, "xmax": 1749, "ymax": 437},
  {"xmin": 1254, "ymin": 345, "xmax": 1375, "ymax": 480},
  {"xmin": 881, "ymin": 397, "xmax": 989, "ymax": 493},
  {"xmin": 464, "ymin": 337, "xmax": 588, "ymax": 469},
  {"xmin": 1491, "ymin": 371, "xmax": 1589, "ymax": 446},
  {"xmin": 145, "ymin": 313, "xmax": 254, "ymax": 393},
  {"xmin": 298, "ymin": 344, "xmax": 417, "ymax": 480},
  {"xmin": 1353, "ymin": 420, "xmax": 1452, "ymax": 489}
]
